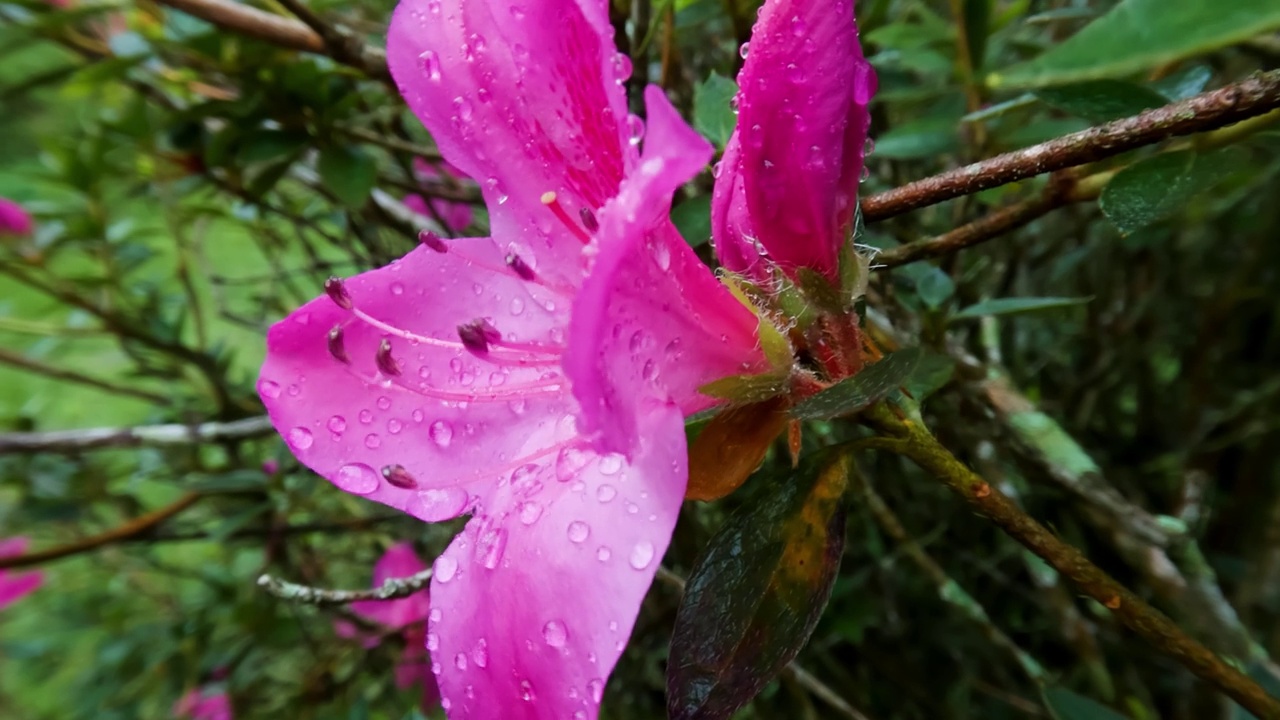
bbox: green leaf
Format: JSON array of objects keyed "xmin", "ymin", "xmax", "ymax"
[
  {"xmin": 318, "ymin": 145, "xmax": 377, "ymax": 208},
  {"xmin": 914, "ymin": 266, "xmax": 956, "ymax": 309},
  {"xmin": 667, "ymin": 451, "xmax": 849, "ymax": 720},
  {"xmin": 693, "ymin": 73, "xmax": 738, "ymax": 149},
  {"xmin": 871, "ymin": 118, "xmax": 959, "ymax": 159},
  {"xmin": 1035, "ymin": 80, "xmax": 1169, "ymax": 123},
  {"xmin": 791, "ymin": 348, "xmax": 924, "ymax": 420},
  {"xmin": 903, "ymin": 351, "xmax": 955, "ymax": 402},
  {"xmin": 672, "ymin": 194, "xmax": 712, "ymax": 248},
  {"xmin": 1042, "ymin": 686, "xmax": 1128, "ymax": 720},
  {"xmin": 993, "ymin": 0, "xmax": 1280, "ymax": 88},
  {"xmin": 700, "ymin": 370, "xmax": 790, "ymax": 404},
  {"xmin": 951, "ymin": 296, "xmax": 1092, "ymax": 320},
  {"xmin": 1099, "ymin": 147, "xmax": 1244, "ymax": 233},
  {"xmin": 236, "ymin": 130, "xmax": 309, "ymax": 165},
  {"xmin": 962, "ymin": 0, "xmax": 992, "ymax": 71}
]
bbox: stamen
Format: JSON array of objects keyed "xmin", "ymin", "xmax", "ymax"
[
  {"xmin": 419, "ymin": 229, "xmax": 449, "ymax": 253},
  {"xmin": 376, "ymin": 338, "xmax": 402, "ymax": 376},
  {"xmin": 505, "ymin": 253, "xmax": 537, "ymax": 282},
  {"xmin": 381, "ymin": 464, "xmax": 419, "ymax": 489},
  {"xmin": 540, "ymin": 191, "xmax": 593, "ymax": 244},
  {"xmin": 349, "ymin": 307, "xmax": 558, "ymax": 365},
  {"xmin": 327, "ymin": 325, "xmax": 349, "ymax": 364},
  {"xmin": 325, "ymin": 276, "xmax": 353, "ymax": 310},
  {"xmin": 341, "ymin": 365, "xmax": 566, "ymax": 403},
  {"xmin": 579, "ymin": 207, "xmax": 599, "ymax": 233},
  {"xmin": 458, "ymin": 319, "xmax": 500, "ymax": 356}
]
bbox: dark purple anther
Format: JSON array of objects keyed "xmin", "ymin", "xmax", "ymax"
[
  {"xmin": 375, "ymin": 338, "xmax": 402, "ymax": 376},
  {"xmin": 505, "ymin": 253, "xmax": 537, "ymax": 282},
  {"xmin": 327, "ymin": 325, "xmax": 349, "ymax": 364},
  {"xmin": 418, "ymin": 229, "xmax": 448, "ymax": 252},
  {"xmin": 579, "ymin": 207, "xmax": 599, "ymax": 233},
  {"xmin": 324, "ymin": 276, "xmax": 353, "ymax": 310},
  {"xmin": 457, "ymin": 321, "xmax": 491, "ymax": 355},
  {"xmin": 381, "ymin": 464, "xmax": 418, "ymax": 489}
]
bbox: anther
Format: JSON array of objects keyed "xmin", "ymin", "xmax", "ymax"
[
  {"xmin": 418, "ymin": 229, "xmax": 448, "ymax": 252},
  {"xmin": 381, "ymin": 464, "xmax": 418, "ymax": 489},
  {"xmin": 505, "ymin": 252, "xmax": 537, "ymax": 281},
  {"xmin": 327, "ymin": 325, "xmax": 349, "ymax": 364},
  {"xmin": 579, "ymin": 207, "xmax": 599, "ymax": 233},
  {"xmin": 457, "ymin": 319, "xmax": 501, "ymax": 356},
  {"xmin": 540, "ymin": 191, "xmax": 593, "ymax": 244},
  {"xmin": 324, "ymin": 276, "xmax": 353, "ymax": 310},
  {"xmin": 375, "ymin": 338, "xmax": 402, "ymax": 376}
]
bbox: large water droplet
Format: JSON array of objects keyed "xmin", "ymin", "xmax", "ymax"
[
  {"xmin": 259, "ymin": 380, "xmax": 281, "ymax": 398},
  {"xmin": 327, "ymin": 415, "xmax": 346, "ymax": 433},
  {"xmin": 612, "ymin": 52, "xmax": 633, "ymax": 81},
  {"xmin": 629, "ymin": 541, "xmax": 655, "ymax": 570},
  {"xmin": 334, "ymin": 463, "xmax": 380, "ymax": 494},
  {"xmin": 407, "ymin": 487, "xmax": 468, "ymax": 521},
  {"xmin": 567, "ymin": 521, "xmax": 590, "ymax": 543},
  {"xmin": 598, "ymin": 453, "xmax": 624, "ymax": 476},
  {"xmin": 738, "ymin": 42, "xmax": 750, "ymax": 59},
  {"xmin": 434, "ymin": 555, "xmax": 459, "ymax": 583},
  {"xmin": 287, "ymin": 427, "xmax": 313, "ymax": 450},
  {"xmin": 420, "ymin": 50, "xmax": 442, "ymax": 82},
  {"xmin": 555, "ymin": 446, "xmax": 588, "ymax": 481},
  {"xmin": 429, "ymin": 420, "xmax": 454, "ymax": 448},
  {"xmin": 518, "ymin": 501, "xmax": 543, "ymax": 525},
  {"xmin": 588, "ymin": 678, "xmax": 604, "ymax": 704},
  {"xmin": 542, "ymin": 620, "xmax": 568, "ymax": 648},
  {"xmin": 454, "ymin": 653, "xmax": 468, "ymax": 670},
  {"xmin": 596, "ymin": 484, "xmax": 617, "ymax": 503},
  {"xmin": 626, "ymin": 114, "xmax": 645, "ymax": 147}
]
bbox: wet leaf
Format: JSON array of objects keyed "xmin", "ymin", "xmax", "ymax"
[
  {"xmin": 668, "ymin": 451, "xmax": 850, "ymax": 720},
  {"xmin": 791, "ymin": 348, "xmax": 924, "ymax": 420},
  {"xmin": 686, "ymin": 398, "xmax": 789, "ymax": 502},
  {"xmin": 1035, "ymin": 80, "xmax": 1169, "ymax": 123},
  {"xmin": 1100, "ymin": 147, "xmax": 1244, "ymax": 233},
  {"xmin": 693, "ymin": 72, "xmax": 739, "ymax": 149}
]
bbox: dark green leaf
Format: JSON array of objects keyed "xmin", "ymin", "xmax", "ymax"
[
  {"xmin": 1042, "ymin": 686, "xmax": 1128, "ymax": 720},
  {"xmin": 914, "ymin": 267, "xmax": 956, "ymax": 309},
  {"xmin": 993, "ymin": 0, "xmax": 1280, "ymax": 88},
  {"xmin": 672, "ymin": 194, "xmax": 712, "ymax": 248},
  {"xmin": 903, "ymin": 351, "xmax": 956, "ymax": 402},
  {"xmin": 952, "ymin": 296, "xmax": 1092, "ymax": 320},
  {"xmin": 667, "ymin": 451, "xmax": 849, "ymax": 720},
  {"xmin": 1100, "ymin": 147, "xmax": 1244, "ymax": 233},
  {"xmin": 791, "ymin": 348, "xmax": 925, "ymax": 420},
  {"xmin": 693, "ymin": 73, "xmax": 738, "ymax": 149},
  {"xmin": 871, "ymin": 119, "xmax": 959, "ymax": 159},
  {"xmin": 236, "ymin": 130, "xmax": 308, "ymax": 165},
  {"xmin": 962, "ymin": 0, "xmax": 992, "ymax": 71},
  {"xmin": 317, "ymin": 145, "xmax": 377, "ymax": 208},
  {"xmin": 1035, "ymin": 80, "xmax": 1169, "ymax": 123}
]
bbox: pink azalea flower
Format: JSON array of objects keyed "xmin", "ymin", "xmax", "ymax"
[
  {"xmin": 0, "ymin": 198, "xmax": 34, "ymax": 238},
  {"xmin": 0, "ymin": 537, "xmax": 43, "ymax": 611},
  {"xmin": 339, "ymin": 543, "xmax": 440, "ymax": 710},
  {"xmin": 712, "ymin": 0, "xmax": 877, "ymax": 283},
  {"xmin": 258, "ymin": 0, "xmax": 776, "ymax": 716},
  {"xmin": 403, "ymin": 158, "xmax": 475, "ymax": 233},
  {"xmin": 173, "ymin": 686, "xmax": 232, "ymax": 720}
]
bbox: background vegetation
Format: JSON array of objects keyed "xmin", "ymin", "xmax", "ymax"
[{"xmin": 2, "ymin": 0, "xmax": 1280, "ymax": 718}]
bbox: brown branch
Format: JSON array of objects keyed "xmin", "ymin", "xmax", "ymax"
[
  {"xmin": 862, "ymin": 69, "xmax": 1280, "ymax": 222},
  {"xmin": 0, "ymin": 416, "xmax": 274, "ymax": 454},
  {"xmin": 0, "ymin": 493, "xmax": 203, "ymax": 569},
  {"xmin": 0, "ymin": 347, "xmax": 172, "ymax": 407},
  {"xmin": 863, "ymin": 403, "xmax": 1280, "ymax": 719}
]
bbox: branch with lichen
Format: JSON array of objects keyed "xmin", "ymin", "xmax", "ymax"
[
  {"xmin": 0, "ymin": 416, "xmax": 274, "ymax": 454},
  {"xmin": 860, "ymin": 402, "xmax": 1280, "ymax": 719},
  {"xmin": 257, "ymin": 568, "xmax": 433, "ymax": 606}
]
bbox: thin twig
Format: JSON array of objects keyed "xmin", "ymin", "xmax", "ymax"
[
  {"xmin": 0, "ymin": 416, "xmax": 274, "ymax": 453},
  {"xmin": 0, "ymin": 493, "xmax": 203, "ymax": 569},
  {"xmin": 862, "ymin": 70, "xmax": 1280, "ymax": 222},
  {"xmin": 257, "ymin": 567, "xmax": 433, "ymax": 606}
]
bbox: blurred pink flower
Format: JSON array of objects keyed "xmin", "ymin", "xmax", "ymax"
[
  {"xmin": 403, "ymin": 158, "xmax": 474, "ymax": 233},
  {"xmin": 0, "ymin": 198, "xmax": 34, "ymax": 237},
  {"xmin": 0, "ymin": 537, "xmax": 43, "ymax": 611},
  {"xmin": 712, "ymin": 0, "xmax": 877, "ymax": 283},
  {"xmin": 257, "ymin": 0, "xmax": 779, "ymax": 714},
  {"xmin": 173, "ymin": 686, "xmax": 232, "ymax": 720},
  {"xmin": 337, "ymin": 543, "xmax": 439, "ymax": 710}
]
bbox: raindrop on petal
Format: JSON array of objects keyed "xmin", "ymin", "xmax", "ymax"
[
  {"xmin": 567, "ymin": 521, "xmax": 590, "ymax": 543},
  {"xmin": 333, "ymin": 463, "xmax": 380, "ymax": 495},
  {"xmin": 434, "ymin": 555, "xmax": 458, "ymax": 583},
  {"xmin": 429, "ymin": 420, "xmax": 454, "ymax": 448},
  {"xmin": 407, "ymin": 487, "xmax": 469, "ymax": 521},
  {"xmin": 287, "ymin": 427, "xmax": 313, "ymax": 450},
  {"xmin": 542, "ymin": 620, "xmax": 568, "ymax": 648},
  {"xmin": 629, "ymin": 541, "xmax": 655, "ymax": 570}
]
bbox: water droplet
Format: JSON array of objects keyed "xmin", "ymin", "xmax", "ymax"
[
  {"xmin": 364, "ymin": 433, "xmax": 381, "ymax": 449},
  {"xmin": 508, "ymin": 4, "xmax": 525, "ymax": 19},
  {"xmin": 641, "ymin": 359, "xmax": 657, "ymax": 381},
  {"xmin": 359, "ymin": 409, "xmax": 374, "ymax": 424},
  {"xmin": 542, "ymin": 620, "xmax": 568, "ymax": 648},
  {"xmin": 567, "ymin": 521, "xmax": 590, "ymax": 543},
  {"xmin": 419, "ymin": 50, "xmax": 442, "ymax": 81},
  {"xmin": 471, "ymin": 638, "xmax": 489, "ymax": 667},
  {"xmin": 864, "ymin": 137, "xmax": 875, "ymax": 156},
  {"xmin": 598, "ymin": 453, "xmax": 624, "ymax": 475},
  {"xmin": 588, "ymin": 678, "xmax": 604, "ymax": 704},
  {"xmin": 596, "ymin": 484, "xmax": 617, "ymax": 503},
  {"xmin": 509, "ymin": 297, "xmax": 525, "ymax": 315},
  {"xmin": 390, "ymin": 282, "xmax": 405, "ymax": 296},
  {"xmin": 376, "ymin": 396, "xmax": 392, "ymax": 410},
  {"xmin": 333, "ymin": 463, "xmax": 380, "ymax": 494},
  {"xmin": 429, "ymin": 607, "xmax": 442, "ymax": 622},
  {"xmin": 596, "ymin": 546, "xmax": 612, "ymax": 562},
  {"xmin": 434, "ymin": 555, "xmax": 458, "ymax": 583},
  {"xmin": 259, "ymin": 380, "xmax": 281, "ymax": 398},
  {"xmin": 518, "ymin": 501, "xmax": 543, "ymax": 525},
  {"xmin": 511, "ymin": 463, "xmax": 540, "ymax": 492},
  {"xmin": 453, "ymin": 96, "xmax": 474, "ymax": 122},
  {"xmin": 738, "ymin": 42, "xmax": 750, "ymax": 59},
  {"xmin": 426, "ymin": 632, "xmax": 439, "ymax": 651},
  {"xmin": 859, "ymin": 164, "xmax": 871, "ymax": 183},
  {"xmin": 786, "ymin": 62, "xmax": 804, "ymax": 83},
  {"xmin": 287, "ymin": 427, "xmax": 313, "ymax": 450},
  {"xmin": 519, "ymin": 679, "xmax": 536, "ymax": 702},
  {"xmin": 387, "ymin": 419, "xmax": 403, "ymax": 434},
  {"xmin": 712, "ymin": 161, "xmax": 724, "ymax": 178},
  {"xmin": 626, "ymin": 114, "xmax": 645, "ymax": 147},
  {"xmin": 555, "ymin": 446, "xmax": 588, "ymax": 481},
  {"xmin": 412, "ymin": 409, "xmax": 425, "ymax": 423},
  {"xmin": 407, "ymin": 487, "xmax": 468, "ymax": 521},
  {"xmin": 327, "ymin": 415, "xmax": 346, "ymax": 433},
  {"xmin": 629, "ymin": 541, "xmax": 655, "ymax": 570},
  {"xmin": 612, "ymin": 52, "xmax": 633, "ymax": 81},
  {"xmin": 628, "ymin": 330, "xmax": 646, "ymax": 353},
  {"xmin": 477, "ymin": 527, "xmax": 508, "ymax": 569},
  {"xmin": 454, "ymin": 653, "xmax": 468, "ymax": 670},
  {"xmin": 429, "ymin": 420, "xmax": 454, "ymax": 448},
  {"xmin": 286, "ymin": 384, "xmax": 301, "ymax": 397}
]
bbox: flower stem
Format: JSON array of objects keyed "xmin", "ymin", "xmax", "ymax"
[{"xmin": 863, "ymin": 402, "xmax": 1280, "ymax": 719}]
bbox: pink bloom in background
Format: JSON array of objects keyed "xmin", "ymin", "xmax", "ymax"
[
  {"xmin": 258, "ymin": 0, "xmax": 776, "ymax": 716},
  {"xmin": 0, "ymin": 198, "xmax": 33, "ymax": 237},
  {"xmin": 338, "ymin": 543, "xmax": 439, "ymax": 711},
  {"xmin": 712, "ymin": 0, "xmax": 877, "ymax": 283},
  {"xmin": 403, "ymin": 158, "xmax": 474, "ymax": 233},
  {"xmin": 173, "ymin": 686, "xmax": 232, "ymax": 720},
  {"xmin": 0, "ymin": 537, "xmax": 43, "ymax": 611}
]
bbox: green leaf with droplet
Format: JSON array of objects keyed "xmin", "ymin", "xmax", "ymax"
[
  {"xmin": 791, "ymin": 348, "xmax": 924, "ymax": 420},
  {"xmin": 667, "ymin": 450, "xmax": 849, "ymax": 720},
  {"xmin": 693, "ymin": 72, "xmax": 739, "ymax": 150}
]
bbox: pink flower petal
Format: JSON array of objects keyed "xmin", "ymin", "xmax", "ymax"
[
  {"xmin": 715, "ymin": 0, "xmax": 877, "ymax": 281},
  {"xmin": 387, "ymin": 0, "xmax": 634, "ymax": 276},
  {"xmin": 566, "ymin": 87, "xmax": 768, "ymax": 453},
  {"xmin": 0, "ymin": 198, "xmax": 33, "ymax": 237},
  {"xmin": 259, "ymin": 240, "xmax": 580, "ymax": 523},
  {"xmin": 709, "ymin": 135, "xmax": 764, "ymax": 279},
  {"xmin": 426, "ymin": 402, "xmax": 687, "ymax": 719},
  {"xmin": 0, "ymin": 536, "xmax": 42, "ymax": 611}
]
